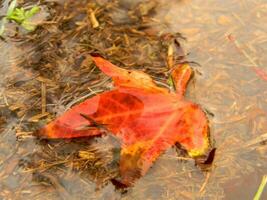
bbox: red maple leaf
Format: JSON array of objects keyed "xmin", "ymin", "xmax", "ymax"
[{"xmin": 38, "ymin": 56, "xmax": 210, "ymax": 186}]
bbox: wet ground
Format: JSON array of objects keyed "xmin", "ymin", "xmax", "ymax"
[{"xmin": 0, "ymin": 0, "xmax": 267, "ymax": 199}]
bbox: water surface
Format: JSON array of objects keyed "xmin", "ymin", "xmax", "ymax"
[{"xmin": 0, "ymin": 0, "xmax": 266, "ymax": 199}]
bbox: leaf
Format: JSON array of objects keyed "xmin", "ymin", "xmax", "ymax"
[
  {"xmin": 7, "ymin": 8, "xmax": 25, "ymax": 23},
  {"xmin": 6, "ymin": 4, "xmax": 40, "ymax": 31},
  {"xmin": 91, "ymin": 56, "xmax": 167, "ymax": 92},
  {"xmin": 6, "ymin": 0, "xmax": 17, "ymax": 17},
  {"xmin": 170, "ymin": 63, "xmax": 193, "ymax": 96},
  {"xmin": 0, "ymin": 17, "xmax": 7, "ymax": 36},
  {"xmin": 38, "ymin": 56, "xmax": 210, "ymax": 186},
  {"xmin": 25, "ymin": 6, "xmax": 40, "ymax": 18},
  {"xmin": 21, "ymin": 20, "xmax": 36, "ymax": 31},
  {"xmin": 253, "ymin": 67, "xmax": 267, "ymax": 81}
]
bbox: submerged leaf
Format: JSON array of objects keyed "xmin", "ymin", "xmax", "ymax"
[
  {"xmin": 38, "ymin": 56, "xmax": 210, "ymax": 186},
  {"xmin": 253, "ymin": 67, "xmax": 267, "ymax": 82}
]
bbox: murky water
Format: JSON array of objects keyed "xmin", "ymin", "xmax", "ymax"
[{"xmin": 0, "ymin": 0, "xmax": 266, "ymax": 199}]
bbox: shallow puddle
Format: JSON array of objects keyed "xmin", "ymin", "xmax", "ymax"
[{"xmin": 0, "ymin": 0, "xmax": 266, "ymax": 199}]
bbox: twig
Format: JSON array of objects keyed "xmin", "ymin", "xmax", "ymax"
[
  {"xmin": 41, "ymin": 172, "xmax": 71, "ymax": 200},
  {"xmin": 88, "ymin": 8, "xmax": 99, "ymax": 28},
  {"xmin": 253, "ymin": 175, "xmax": 267, "ymax": 200},
  {"xmin": 1, "ymin": 92, "xmax": 9, "ymax": 106},
  {"xmin": 228, "ymin": 34, "xmax": 258, "ymax": 67},
  {"xmin": 199, "ymin": 172, "xmax": 211, "ymax": 195},
  {"xmin": 167, "ymin": 43, "xmax": 174, "ymax": 69},
  {"xmin": 65, "ymin": 89, "xmax": 103, "ymax": 111},
  {"xmin": 244, "ymin": 133, "xmax": 267, "ymax": 148},
  {"xmin": 28, "ymin": 112, "xmax": 49, "ymax": 122},
  {"xmin": 41, "ymin": 82, "xmax": 46, "ymax": 114}
]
